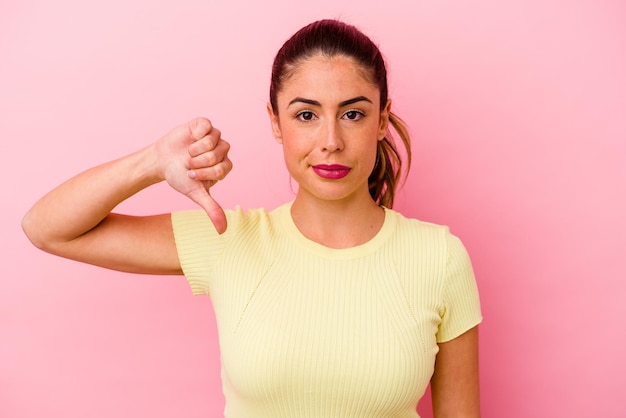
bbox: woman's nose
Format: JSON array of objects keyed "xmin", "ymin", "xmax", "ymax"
[{"xmin": 321, "ymin": 120, "xmax": 344, "ymax": 151}]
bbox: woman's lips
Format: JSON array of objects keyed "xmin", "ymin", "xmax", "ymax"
[{"xmin": 312, "ymin": 164, "xmax": 351, "ymax": 179}]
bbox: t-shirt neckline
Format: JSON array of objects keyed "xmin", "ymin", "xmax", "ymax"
[{"xmin": 275, "ymin": 201, "xmax": 396, "ymax": 260}]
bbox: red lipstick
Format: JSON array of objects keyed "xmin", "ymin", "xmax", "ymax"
[{"xmin": 312, "ymin": 164, "xmax": 351, "ymax": 179}]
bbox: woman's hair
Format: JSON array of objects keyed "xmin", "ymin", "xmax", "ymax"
[{"xmin": 270, "ymin": 19, "xmax": 412, "ymax": 208}]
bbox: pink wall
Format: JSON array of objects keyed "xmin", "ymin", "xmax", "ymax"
[{"xmin": 2, "ymin": 0, "xmax": 625, "ymax": 417}]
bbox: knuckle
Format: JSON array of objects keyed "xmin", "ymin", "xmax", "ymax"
[
  {"xmin": 212, "ymin": 166, "xmax": 225, "ymax": 180},
  {"xmin": 205, "ymin": 153, "xmax": 218, "ymax": 167},
  {"xmin": 189, "ymin": 118, "xmax": 212, "ymax": 140},
  {"xmin": 197, "ymin": 117, "xmax": 212, "ymax": 130},
  {"xmin": 192, "ymin": 138, "xmax": 214, "ymax": 155},
  {"xmin": 199, "ymin": 136, "xmax": 214, "ymax": 150},
  {"xmin": 187, "ymin": 142, "xmax": 200, "ymax": 157},
  {"xmin": 207, "ymin": 154, "xmax": 219, "ymax": 167},
  {"xmin": 213, "ymin": 164, "xmax": 228, "ymax": 180}
]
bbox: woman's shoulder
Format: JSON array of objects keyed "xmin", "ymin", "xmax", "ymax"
[
  {"xmin": 384, "ymin": 208, "xmax": 468, "ymax": 253},
  {"xmin": 386, "ymin": 208, "xmax": 451, "ymax": 235}
]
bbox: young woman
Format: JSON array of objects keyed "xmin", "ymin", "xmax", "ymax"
[{"xmin": 23, "ymin": 19, "xmax": 482, "ymax": 418}]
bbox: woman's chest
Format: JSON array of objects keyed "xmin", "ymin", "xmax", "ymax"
[{"xmin": 211, "ymin": 254, "xmax": 443, "ymax": 412}]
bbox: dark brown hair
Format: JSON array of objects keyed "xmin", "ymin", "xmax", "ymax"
[{"xmin": 269, "ymin": 19, "xmax": 412, "ymax": 208}]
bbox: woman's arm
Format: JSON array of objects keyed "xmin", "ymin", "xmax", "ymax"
[
  {"xmin": 431, "ymin": 326, "xmax": 481, "ymax": 418},
  {"xmin": 21, "ymin": 117, "xmax": 231, "ymax": 275}
]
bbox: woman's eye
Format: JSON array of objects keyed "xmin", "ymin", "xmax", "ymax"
[
  {"xmin": 296, "ymin": 111, "xmax": 316, "ymax": 121},
  {"xmin": 343, "ymin": 110, "xmax": 364, "ymax": 121}
]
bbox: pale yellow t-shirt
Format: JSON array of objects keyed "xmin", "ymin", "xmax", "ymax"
[{"xmin": 172, "ymin": 202, "xmax": 482, "ymax": 418}]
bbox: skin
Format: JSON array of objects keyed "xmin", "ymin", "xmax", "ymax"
[
  {"xmin": 268, "ymin": 54, "xmax": 390, "ymax": 248},
  {"xmin": 21, "ymin": 118, "xmax": 230, "ymax": 274},
  {"xmin": 270, "ymin": 54, "xmax": 481, "ymax": 416},
  {"xmin": 432, "ymin": 326, "xmax": 481, "ymax": 417},
  {"xmin": 22, "ymin": 53, "xmax": 480, "ymax": 417}
]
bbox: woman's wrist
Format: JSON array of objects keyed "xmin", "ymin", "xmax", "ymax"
[{"xmin": 126, "ymin": 143, "xmax": 166, "ymax": 190}]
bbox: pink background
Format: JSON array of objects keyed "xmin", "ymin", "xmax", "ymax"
[{"xmin": 2, "ymin": 0, "xmax": 625, "ymax": 417}]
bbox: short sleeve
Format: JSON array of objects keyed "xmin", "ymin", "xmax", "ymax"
[
  {"xmin": 436, "ymin": 232, "xmax": 482, "ymax": 342},
  {"xmin": 171, "ymin": 210, "xmax": 225, "ymax": 296}
]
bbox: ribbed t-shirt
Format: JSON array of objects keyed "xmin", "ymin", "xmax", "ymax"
[{"xmin": 171, "ymin": 202, "xmax": 482, "ymax": 418}]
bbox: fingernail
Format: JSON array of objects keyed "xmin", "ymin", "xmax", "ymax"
[{"xmin": 188, "ymin": 170, "xmax": 197, "ymax": 179}]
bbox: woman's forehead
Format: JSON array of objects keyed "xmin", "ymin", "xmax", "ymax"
[{"xmin": 277, "ymin": 55, "xmax": 379, "ymax": 101}]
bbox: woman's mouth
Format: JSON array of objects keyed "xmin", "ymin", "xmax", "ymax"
[{"xmin": 312, "ymin": 164, "xmax": 351, "ymax": 179}]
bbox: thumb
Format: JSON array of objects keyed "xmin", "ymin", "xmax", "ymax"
[{"xmin": 186, "ymin": 188, "xmax": 228, "ymax": 234}]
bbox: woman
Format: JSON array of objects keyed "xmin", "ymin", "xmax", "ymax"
[{"xmin": 23, "ymin": 19, "xmax": 481, "ymax": 417}]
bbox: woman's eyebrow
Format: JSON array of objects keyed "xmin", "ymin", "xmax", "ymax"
[
  {"xmin": 338, "ymin": 96, "xmax": 373, "ymax": 107},
  {"xmin": 288, "ymin": 97, "xmax": 321, "ymax": 107},
  {"xmin": 288, "ymin": 96, "xmax": 373, "ymax": 107}
]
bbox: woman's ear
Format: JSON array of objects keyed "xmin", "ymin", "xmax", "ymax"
[
  {"xmin": 267, "ymin": 103, "xmax": 283, "ymax": 144},
  {"xmin": 378, "ymin": 99, "xmax": 392, "ymax": 141}
]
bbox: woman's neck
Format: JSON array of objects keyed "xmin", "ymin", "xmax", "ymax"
[{"xmin": 290, "ymin": 193, "xmax": 385, "ymax": 249}]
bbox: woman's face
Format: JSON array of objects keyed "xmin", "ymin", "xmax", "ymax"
[{"xmin": 268, "ymin": 54, "xmax": 390, "ymax": 206}]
